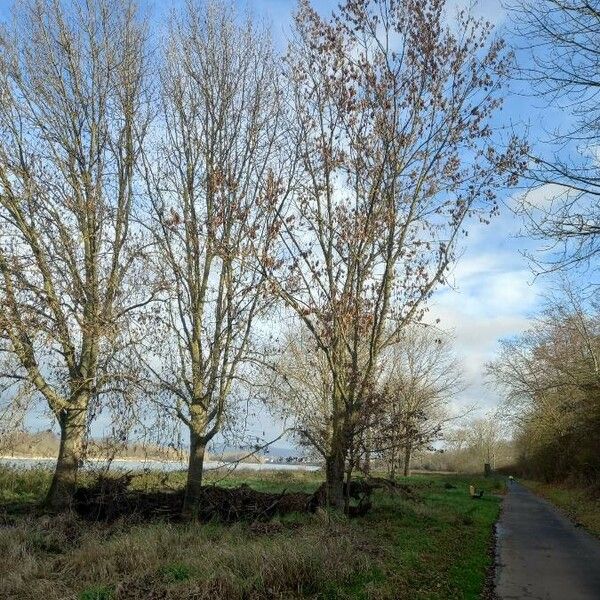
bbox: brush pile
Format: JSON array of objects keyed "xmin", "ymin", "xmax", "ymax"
[
  {"xmin": 73, "ymin": 475, "xmax": 319, "ymax": 523},
  {"xmin": 72, "ymin": 474, "xmax": 411, "ymax": 522}
]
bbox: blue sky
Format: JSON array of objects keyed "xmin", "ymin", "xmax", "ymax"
[{"xmin": 1, "ymin": 0, "xmax": 568, "ymax": 443}]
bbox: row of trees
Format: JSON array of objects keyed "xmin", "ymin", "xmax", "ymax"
[
  {"xmin": 0, "ymin": 0, "xmax": 523, "ymax": 514},
  {"xmin": 442, "ymin": 414, "xmax": 514, "ymax": 473},
  {"xmin": 397, "ymin": 414, "xmax": 514, "ymax": 474},
  {"xmin": 490, "ymin": 291, "xmax": 600, "ymax": 484}
]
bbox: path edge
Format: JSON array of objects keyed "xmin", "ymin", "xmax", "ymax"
[{"xmin": 482, "ymin": 497, "xmax": 503, "ymax": 599}]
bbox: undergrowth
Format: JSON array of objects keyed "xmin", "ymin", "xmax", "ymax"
[{"xmin": 0, "ymin": 467, "xmax": 503, "ymax": 599}]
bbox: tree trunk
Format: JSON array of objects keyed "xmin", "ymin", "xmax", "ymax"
[
  {"xmin": 182, "ymin": 429, "xmax": 207, "ymax": 518},
  {"xmin": 325, "ymin": 384, "xmax": 347, "ymax": 509},
  {"xmin": 325, "ymin": 449, "xmax": 345, "ymax": 509},
  {"xmin": 362, "ymin": 421, "xmax": 371, "ymax": 475},
  {"xmin": 45, "ymin": 407, "xmax": 87, "ymax": 510},
  {"xmin": 362, "ymin": 447, "xmax": 371, "ymax": 475},
  {"xmin": 403, "ymin": 443, "xmax": 412, "ymax": 477},
  {"xmin": 389, "ymin": 439, "xmax": 396, "ymax": 479},
  {"xmin": 344, "ymin": 458, "xmax": 354, "ymax": 515}
]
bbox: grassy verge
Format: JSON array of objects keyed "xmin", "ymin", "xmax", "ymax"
[
  {"xmin": 0, "ymin": 467, "xmax": 504, "ymax": 599},
  {"xmin": 521, "ymin": 480, "xmax": 600, "ymax": 537}
]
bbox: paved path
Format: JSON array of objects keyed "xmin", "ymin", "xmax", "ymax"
[{"xmin": 495, "ymin": 482, "xmax": 600, "ymax": 599}]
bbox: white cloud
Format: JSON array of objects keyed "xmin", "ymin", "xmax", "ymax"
[
  {"xmin": 426, "ymin": 202, "xmax": 547, "ymax": 413},
  {"xmin": 516, "ymin": 183, "xmax": 574, "ymax": 211}
]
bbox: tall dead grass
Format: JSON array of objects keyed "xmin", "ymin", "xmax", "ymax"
[{"xmin": 0, "ymin": 511, "xmax": 370, "ymax": 599}]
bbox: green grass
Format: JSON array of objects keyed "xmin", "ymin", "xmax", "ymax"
[
  {"xmin": 522, "ymin": 480, "xmax": 600, "ymax": 537},
  {"xmin": 356, "ymin": 475, "xmax": 503, "ymax": 599},
  {"xmin": 0, "ymin": 467, "xmax": 503, "ymax": 599},
  {"xmin": 79, "ymin": 585, "xmax": 114, "ymax": 600},
  {"xmin": 0, "ymin": 465, "xmax": 54, "ymax": 505}
]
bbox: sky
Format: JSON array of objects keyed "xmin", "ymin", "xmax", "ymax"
[{"xmin": 0, "ymin": 0, "xmax": 567, "ymax": 447}]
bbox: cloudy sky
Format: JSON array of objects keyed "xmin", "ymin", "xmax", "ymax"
[{"xmin": 0, "ymin": 0, "xmax": 566, "ymax": 442}]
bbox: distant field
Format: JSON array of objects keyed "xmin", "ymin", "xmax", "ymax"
[
  {"xmin": 0, "ymin": 467, "xmax": 504, "ymax": 599},
  {"xmin": 522, "ymin": 480, "xmax": 600, "ymax": 537}
]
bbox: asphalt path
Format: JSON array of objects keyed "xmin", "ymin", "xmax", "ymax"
[{"xmin": 495, "ymin": 482, "xmax": 600, "ymax": 599}]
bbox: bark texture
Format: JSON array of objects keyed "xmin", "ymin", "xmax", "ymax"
[
  {"xmin": 45, "ymin": 407, "xmax": 87, "ymax": 510},
  {"xmin": 182, "ymin": 429, "xmax": 207, "ymax": 518},
  {"xmin": 403, "ymin": 443, "xmax": 412, "ymax": 477}
]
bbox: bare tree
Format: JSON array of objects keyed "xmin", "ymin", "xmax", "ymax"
[
  {"xmin": 465, "ymin": 414, "xmax": 505, "ymax": 471},
  {"xmin": 139, "ymin": 0, "xmax": 282, "ymax": 518},
  {"xmin": 265, "ymin": 326, "xmax": 339, "ymax": 461},
  {"xmin": 488, "ymin": 288, "xmax": 600, "ymax": 482},
  {"xmin": 377, "ymin": 327, "xmax": 465, "ymax": 477},
  {"xmin": 442, "ymin": 415, "xmax": 514, "ymax": 473},
  {"xmin": 0, "ymin": 0, "xmax": 149, "ymax": 509},
  {"xmin": 267, "ymin": 325, "xmax": 464, "ymax": 485},
  {"xmin": 261, "ymin": 0, "xmax": 525, "ymax": 507},
  {"xmin": 264, "ymin": 325, "xmax": 386, "ymax": 510},
  {"xmin": 509, "ymin": 0, "xmax": 600, "ymax": 278}
]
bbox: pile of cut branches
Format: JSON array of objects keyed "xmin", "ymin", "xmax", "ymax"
[
  {"xmin": 72, "ymin": 476, "xmax": 316, "ymax": 523},
  {"xmin": 71, "ymin": 474, "xmax": 415, "ymax": 523}
]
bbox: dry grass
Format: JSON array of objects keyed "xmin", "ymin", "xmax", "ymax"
[
  {"xmin": 0, "ymin": 467, "xmax": 503, "ymax": 599},
  {"xmin": 522, "ymin": 480, "xmax": 600, "ymax": 537},
  {"xmin": 0, "ymin": 468, "xmax": 367, "ymax": 599},
  {"xmin": 0, "ymin": 512, "xmax": 369, "ymax": 600}
]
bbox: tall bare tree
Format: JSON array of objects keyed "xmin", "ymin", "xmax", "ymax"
[
  {"xmin": 442, "ymin": 415, "xmax": 514, "ymax": 473},
  {"xmin": 509, "ymin": 0, "xmax": 600, "ymax": 278},
  {"xmin": 139, "ymin": 0, "xmax": 282, "ymax": 517},
  {"xmin": 262, "ymin": 0, "xmax": 525, "ymax": 507},
  {"xmin": 0, "ymin": 0, "xmax": 149, "ymax": 509}
]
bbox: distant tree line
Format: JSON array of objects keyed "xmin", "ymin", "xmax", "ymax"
[
  {"xmin": 401, "ymin": 415, "xmax": 516, "ymax": 475},
  {"xmin": 0, "ymin": 429, "xmax": 184, "ymax": 461}
]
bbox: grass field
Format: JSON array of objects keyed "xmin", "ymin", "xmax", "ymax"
[
  {"xmin": 522, "ymin": 480, "xmax": 600, "ymax": 537},
  {"xmin": 0, "ymin": 467, "xmax": 504, "ymax": 599}
]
